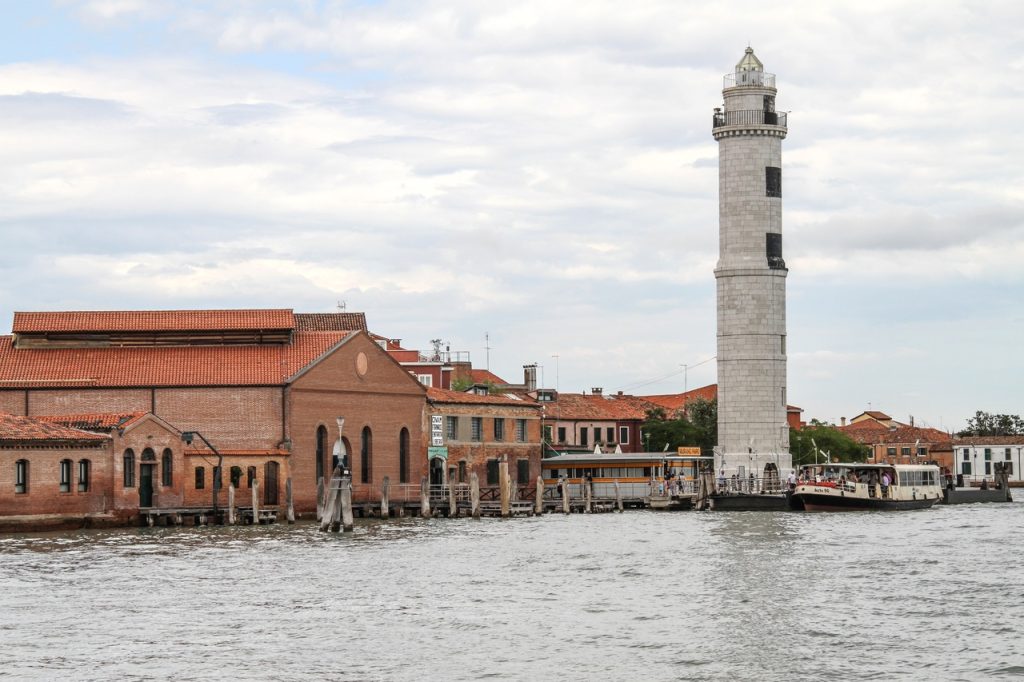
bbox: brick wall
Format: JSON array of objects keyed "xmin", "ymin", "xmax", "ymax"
[
  {"xmin": 287, "ymin": 333, "xmax": 427, "ymax": 512},
  {"xmin": 154, "ymin": 387, "xmax": 284, "ymax": 450},
  {"xmin": 0, "ymin": 443, "xmax": 113, "ymax": 516},
  {"xmin": 27, "ymin": 388, "xmax": 151, "ymax": 415}
]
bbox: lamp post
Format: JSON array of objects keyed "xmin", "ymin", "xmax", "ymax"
[{"xmin": 182, "ymin": 431, "xmax": 223, "ymax": 514}]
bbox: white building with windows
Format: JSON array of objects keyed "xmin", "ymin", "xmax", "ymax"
[{"xmin": 952, "ymin": 437, "xmax": 1024, "ymax": 484}]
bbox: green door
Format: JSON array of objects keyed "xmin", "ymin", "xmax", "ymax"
[{"xmin": 140, "ymin": 464, "xmax": 154, "ymax": 507}]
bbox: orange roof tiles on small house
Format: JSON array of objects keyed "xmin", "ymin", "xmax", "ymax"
[
  {"xmin": 36, "ymin": 412, "xmax": 147, "ymax": 432},
  {"xmin": 642, "ymin": 384, "xmax": 718, "ymax": 412},
  {"xmin": 426, "ymin": 387, "xmax": 538, "ymax": 407},
  {"xmin": 469, "ymin": 369, "xmax": 509, "ymax": 386},
  {"xmin": 544, "ymin": 392, "xmax": 658, "ymax": 421},
  {"xmin": 0, "ymin": 412, "xmax": 111, "ymax": 445}
]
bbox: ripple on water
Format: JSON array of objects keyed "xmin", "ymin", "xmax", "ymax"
[{"xmin": 1, "ymin": 505, "xmax": 1024, "ymax": 680}]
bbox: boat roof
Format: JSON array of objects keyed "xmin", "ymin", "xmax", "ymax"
[
  {"xmin": 800, "ymin": 462, "xmax": 938, "ymax": 470},
  {"xmin": 543, "ymin": 453, "xmax": 712, "ymax": 465}
]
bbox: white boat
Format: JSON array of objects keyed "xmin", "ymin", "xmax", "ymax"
[{"xmin": 789, "ymin": 463, "xmax": 943, "ymax": 511}]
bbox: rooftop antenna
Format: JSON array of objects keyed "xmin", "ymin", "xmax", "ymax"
[
  {"xmin": 336, "ymin": 300, "xmax": 346, "ymax": 312},
  {"xmin": 485, "ymin": 332, "xmax": 492, "ymax": 371}
]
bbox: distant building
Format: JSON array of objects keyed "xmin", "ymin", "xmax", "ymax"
[
  {"xmin": 538, "ymin": 389, "xmax": 658, "ymax": 454},
  {"xmin": 642, "ymin": 383, "xmax": 805, "ymax": 429},
  {"xmin": 425, "ymin": 387, "xmax": 541, "ymax": 489},
  {"xmin": 838, "ymin": 417, "xmax": 951, "ymax": 470},
  {"xmin": 951, "ymin": 437, "xmax": 1024, "ymax": 484}
]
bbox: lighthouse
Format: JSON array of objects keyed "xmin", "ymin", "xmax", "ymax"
[{"xmin": 712, "ymin": 47, "xmax": 792, "ymax": 479}]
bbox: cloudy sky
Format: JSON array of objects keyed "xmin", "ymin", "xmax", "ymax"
[{"xmin": 1, "ymin": 0, "xmax": 1022, "ymax": 431}]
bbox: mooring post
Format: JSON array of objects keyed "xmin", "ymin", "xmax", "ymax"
[
  {"xmin": 340, "ymin": 477, "xmax": 354, "ymax": 532},
  {"xmin": 448, "ymin": 480, "xmax": 456, "ymax": 518},
  {"xmin": 585, "ymin": 477, "xmax": 592, "ymax": 513},
  {"xmin": 562, "ymin": 477, "xmax": 571, "ymax": 514},
  {"xmin": 615, "ymin": 479, "xmax": 623, "ymax": 512},
  {"xmin": 227, "ymin": 484, "xmax": 236, "ymax": 525},
  {"xmin": 316, "ymin": 476, "xmax": 325, "ymax": 521},
  {"xmin": 499, "ymin": 459, "xmax": 510, "ymax": 518},
  {"xmin": 535, "ymin": 475, "xmax": 545, "ymax": 515},
  {"xmin": 251, "ymin": 480, "xmax": 260, "ymax": 525},
  {"xmin": 320, "ymin": 465, "xmax": 342, "ymax": 532},
  {"xmin": 420, "ymin": 476, "xmax": 432, "ymax": 518},
  {"xmin": 286, "ymin": 478, "xmax": 295, "ymax": 524},
  {"xmin": 381, "ymin": 476, "xmax": 390, "ymax": 519},
  {"xmin": 470, "ymin": 471, "xmax": 481, "ymax": 519}
]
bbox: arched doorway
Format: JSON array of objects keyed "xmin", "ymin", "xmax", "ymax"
[
  {"xmin": 140, "ymin": 448, "xmax": 156, "ymax": 507},
  {"xmin": 763, "ymin": 462, "xmax": 780, "ymax": 489},
  {"xmin": 429, "ymin": 457, "xmax": 446, "ymax": 486}
]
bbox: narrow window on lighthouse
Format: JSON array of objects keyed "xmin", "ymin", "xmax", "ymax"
[{"xmin": 766, "ymin": 167, "xmax": 781, "ymax": 197}]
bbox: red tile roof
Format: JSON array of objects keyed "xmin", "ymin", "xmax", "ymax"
[
  {"xmin": 952, "ymin": 436, "xmax": 1024, "ymax": 446},
  {"xmin": 426, "ymin": 387, "xmax": 539, "ymax": 407},
  {"xmin": 542, "ymin": 393, "xmax": 658, "ymax": 421},
  {"xmin": 0, "ymin": 413, "xmax": 110, "ymax": 445},
  {"xmin": 0, "ymin": 331, "xmax": 351, "ymax": 388},
  {"xmin": 839, "ymin": 422, "xmax": 951, "ymax": 445},
  {"xmin": 470, "ymin": 369, "xmax": 509, "ymax": 385},
  {"xmin": 12, "ymin": 309, "xmax": 295, "ymax": 334},
  {"xmin": 641, "ymin": 384, "xmax": 718, "ymax": 412},
  {"xmin": 36, "ymin": 412, "xmax": 147, "ymax": 432},
  {"xmin": 295, "ymin": 313, "xmax": 368, "ymax": 332}
]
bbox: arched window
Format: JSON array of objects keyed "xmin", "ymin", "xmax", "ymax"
[
  {"xmin": 361, "ymin": 426, "xmax": 372, "ymax": 484},
  {"xmin": 15, "ymin": 459, "xmax": 29, "ymax": 494},
  {"xmin": 123, "ymin": 449, "xmax": 136, "ymax": 488},
  {"xmin": 247, "ymin": 466, "xmax": 257, "ymax": 488},
  {"xmin": 77, "ymin": 460, "xmax": 91, "ymax": 492},
  {"xmin": 59, "ymin": 459, "xmax": 72, "ymax": 492},
  {"xmin": 230, "ymin": 466, "xmax": 242, "ymax": 488},
  {"xmin": 195, "ymin": 466, "xmax": 205, "ymax": 489},
  {"xmin": 141, "ymin": 448, "xmax": 155, "ymax": 461},
  {"xmin": 161, "ymin": 449, "xmax": 173, "ymax": 487},
  {"xmin": 316, "ymin": 425, "xmax": 327, "ymax": 482},
  {"xmin": 399, "ymin": 428, "xmax": 410, "ymax": 484}
]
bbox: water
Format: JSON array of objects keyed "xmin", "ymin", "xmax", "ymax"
[{"xmin": 1, "ymin": 504, "xmax": 1023, "ymax": 681}]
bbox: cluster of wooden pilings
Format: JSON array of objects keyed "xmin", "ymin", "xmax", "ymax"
[
  {"xmin": 140, "ymin": 478, "xmax": 297, "ymax": 527},
  {"xmin": 317, "ymin": 462, "xmax": 627, "ymax": 533}
]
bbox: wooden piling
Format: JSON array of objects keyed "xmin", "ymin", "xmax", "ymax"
[
  {"xmin": 227, "ymin": 484, "xmax": 236, "ymax": 525},
  {"xmin": 340, "ymin": 478, "xmax": 354, "ymax": 532},
  {"xmin": 535, "ymin": 476, "xmax": 545, "ymax": 515},
  {"xmin": 320, "ymin": 465, "xmax": 342, "ymax": 532},
  {"xmin": 316, "ymin": 476, "xmax": 325, "ymax": 521},
  {"xmin": 381, "ymin": 476, "xmax": 390, "ymax": 519},
  {"xmin": 614, "ymin": 479, "xmax": 623, "ymax": 512},
  {"xmin": 420, "ymin": 476, "xmax": 431, "ymax": 518},
  {"xmin": 470, "ymin": 471, "xmax": 481, "ymax": 519},
  {"xmin": 584, "ymin": 477, "xmax": 592, "ymax": 513},
  {"xmin": 499, "ymin": 459, "xmax": 510, "ymax": 518},
  {"xmin": 251, "ymin": 480, "xmax": 260, "ymax": 524},
  {"xmin": 448, "ymin": 480, "xmax": 456, "ymax": 518},
  {"xmin": 286, "ymin": 478, "xmax": 295, "ymax": 524},
  {"xmin": 561, "ymin": 478, "xmax": 571, "ymax": 514}
]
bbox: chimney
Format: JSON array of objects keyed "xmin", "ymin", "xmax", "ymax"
[
  {"xmin": 591, "ymin": 387, "xmax": 603, "ymax": 396},
  {"xmin": 618, "ymin": 390, "xmax": 624, "ymax": 396},
  {"xmin": 523, "ymin": 364, "xmax": 537, "ymax": 392},
  {"xmin": 909, "ymin": 415, "xmax": 915, "ymax": 427},
  {"xmin": 841, "ymin": 417, "xmax": 846, "ymax": 427}
]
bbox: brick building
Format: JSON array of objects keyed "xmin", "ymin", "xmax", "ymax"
[
  {"xmin": 425, "ymin": 387, "xmax": 542, "ymax": 489},
  {"xmin": 539, "ymin": 389, "xmax": 658, "ymax": 454},
  {"xmin": 0, "ymin": 309, "xmax": 426, "ymax": 520},
  {"xmin": 642, "ymin": 383, "xmax": 805, "ymax": 429},
  {"xmin": 838, "ymin": 413, "xmax": 951, "ymax": 470}
]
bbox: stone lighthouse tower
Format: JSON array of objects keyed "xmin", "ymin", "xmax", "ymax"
[{"xmin": 712, "ymin": 47, "xmax": 792, "ymax": 479}]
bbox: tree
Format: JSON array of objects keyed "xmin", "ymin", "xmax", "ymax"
[
  {"xmin": 641, "ymin": 398, "xmax": 717, "ymax": 455},
  {"xmin": 789, "ymin": 425, "xmax": 870, "ymax": 466},
  {"xmin": 957, "ymin": 411, "xmax": 1024, "ymax": 437}
]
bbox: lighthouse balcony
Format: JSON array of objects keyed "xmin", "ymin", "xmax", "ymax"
[
  {"xmin": 713, "ymin": 109, "xmax": 787, "ymax": 129},
  {"xmin": 724, "ymin": 72, "xmax": 776, "ymax": 88}
]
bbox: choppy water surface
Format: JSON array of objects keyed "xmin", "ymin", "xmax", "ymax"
[{"xmin": 1, "ymin": 504, "xmax": 1023, "ymax": 681}]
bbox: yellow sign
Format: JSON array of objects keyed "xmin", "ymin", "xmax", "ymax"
[{"xmin": 677, "ymin": 447, "xmax": 702, "ymax": 456}]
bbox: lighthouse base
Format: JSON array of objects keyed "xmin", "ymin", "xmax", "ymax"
[{"xmin": 714, "ymin": 451, "xmax": 793, "ymax": 485}]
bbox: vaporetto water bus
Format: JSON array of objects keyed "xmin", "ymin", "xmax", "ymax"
[
  {"xmin": 789, "ymin": 463, "xmax": 943, "ymax": 511},
  {"xmin": 541, "ymin": 453, "xmax": 713, "ymax": 508}
]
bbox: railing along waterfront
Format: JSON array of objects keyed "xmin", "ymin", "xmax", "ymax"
[
  {"xmin": 723, "ymin": 71, "xmax": 776, "ymax": 88},
  {"xmin": 713, "ymin": 109, "xmax": 787, "ymax": 129}
]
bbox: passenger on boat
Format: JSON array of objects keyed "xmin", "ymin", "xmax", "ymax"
[
  {"xmin": 881, "ymin": 472, "xmax": 891, "ymax": 498},
  {"xmin": 786, "ymin": 470, "xmax": 797, "ymax": 491}
]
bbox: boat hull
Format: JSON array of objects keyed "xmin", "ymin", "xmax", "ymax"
[
  {"xmin": 710, "ymin": 493, "xmax": 790, "ymax": 511},
  {"xmin": 794, "ymin": 492, "xmax": 939, "ymax": 512}
]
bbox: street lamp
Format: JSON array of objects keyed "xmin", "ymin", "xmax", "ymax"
[{"xmin": 182, "ymin": 431, "xmax": 223, "ymax": 514}]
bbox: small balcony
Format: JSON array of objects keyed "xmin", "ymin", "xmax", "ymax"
[
  {"xmin": 712, "ymin": 109, "xmax": 788, "ymax": 129},
  {"xmin": 724, "ymin": 72, "xmax": 776, "ymax": 89}
]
